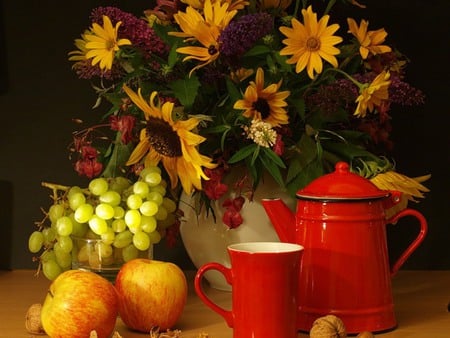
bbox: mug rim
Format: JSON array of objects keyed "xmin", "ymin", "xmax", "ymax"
[{"xmin": 228, "ymin": 242, "xmax": 303, "ymax": 253}]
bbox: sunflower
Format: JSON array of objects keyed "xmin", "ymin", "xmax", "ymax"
[
  {"xmin": 233, "ymin": 68, "xmax": 290, "ymax": 127},
  {"xmin": 347, "ymin": 18, "xmax": 392, "ymax": 60},
  {"xmin": 354, "ymin": 71, "xmax": 391, "ymax": 117},
  {"xmin": 169, "ymin": 0, "xmax": 237, "ymax": 74},
  {"xmin": 181, "ymin": 0, "xmax": 249, "ymax": 11},
  {"xmin": 279, "ymin": 6, "xmax": 342, "ymax": 80},
  {"xmin": 123, "ymin": 85, "xmax": 217, "ymax": 194},
  {"xmin": 83, "ymin": 15, "xmax": 131, "ymax": 70}
]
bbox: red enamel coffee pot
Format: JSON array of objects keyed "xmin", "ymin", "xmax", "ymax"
[{"xmin": 262, "ymin": 162, "xmax": 428, "ymax": 334}]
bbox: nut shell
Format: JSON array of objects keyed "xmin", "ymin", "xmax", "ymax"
[
  {"xmin": 25, "ymin": 303, "xmax": 45, "ymax": 335},
  {"xmin": 309, "ymin": 315, "xmax": 347, "ymax": 338}
]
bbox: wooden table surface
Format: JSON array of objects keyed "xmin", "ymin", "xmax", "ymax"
[{"xmin": 0, "ymin": 270, "xmax": 449, "ymax": 337}]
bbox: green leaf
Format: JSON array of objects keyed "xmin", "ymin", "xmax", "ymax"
[
  {"xmin": 286, "ymin": 158, "xmax": 324, "ymax": 195},
  {"xmin": 244, "ymin": 45, "xmax": 271, "ymax": 57},
  {"xmin": 225, "ymin": 78, "xmax": 241, "ymax": 103},
  {"xmin": 228, "ymin": 143, "xmax": 258, "ymax": 164},
  {"xmin": 260, "ymin": 155, "xmax": 285, "ymax": 188},
  {"xmin": 261, "ymin": 147, "xmax": 286, "ymax": 168},
  {"xmin": 101, "ymin": 134, "xmax": 134, "ymax": 178},
  {"xmin": 169, "ymin": 75, "xmax": 201, "ymax": 109}
]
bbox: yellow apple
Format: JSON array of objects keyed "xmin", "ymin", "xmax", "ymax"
[
  {"xmin": 115, "ymin": 258, "xmax": 188, "ymax": 332},
  {"xmin": 41, "ymin": 270, "xmax": 118, "ymax": 338}
]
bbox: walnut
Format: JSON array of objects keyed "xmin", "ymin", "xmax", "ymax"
[
  {"xmin": 25, "ymin": 303, "xmax": 45, "ymax": 335},
  {"xmin": 309, "ymin": 315, "xmax": 347, "ymax": 338},
  {"xmin": 356, "ymin": 332, "xmax": 375, "ymax": 338}
]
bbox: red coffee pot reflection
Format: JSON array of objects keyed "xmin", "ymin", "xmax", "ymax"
[{"xmin": 262, "ymin": 162, "xmax": 427, "ymax": 334}]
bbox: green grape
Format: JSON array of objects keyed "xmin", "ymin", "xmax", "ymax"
[
  {"xmin": 42, "ymin": 259, "xmax": 62, "ymax": 280},
  {"xmin": 48, "ymin": 204, "xmax": 66, "ymax": 223},
  {"xmin": 149, "ymin": 230, "xmax": 162, "ymax": 244},
  {"xmin": 54, "ymin": 243, "xmax": 72, "ymax": 269},
  {"xmin": 111, "ymin": 219, "xmax": 127, "ymax": 233},
  {"xmin": 144, "ymin": 172, "xmax": 162, "ymax": 187},
  {"xmin": 133, "ymin": 181, "xmax": 149, "ymax": 197},
  {"xmin": 139, "ymin": 200, "xmax": 159, "ymax": 217},
  {"xmin": 100, "ymin": 228, "xmax": 115, "ymax": 245},
  {"xmin": 162, "ymin": 197, "xmax": 177, "ymax": 213},
  {"xmin": 113, "ymin": 206, "xmax": 125, "ymax": 219},
  {"xmin": 155, "ymin": 205, "xmax": 168, "ymax": 221},
  {"xmin": 55, "ymin": 216, "xmax": 73, "ymax": 236},
  {"xmin": 88, "ymin": 215, "xmax": 108, "ymax": 235},
  {"xmin": 124, "ymin": 209, "xmax": 141, "ymax": 228},
  {"xmin": 88, "ymin": 177, "xmax": 109, "ymax": 196},
  {"xmin": 95, "ymin": 203, "xmax": 115, "ymax": 220},
  {"xmin": 57, "ymin": 235, "xmax": 73, "ymax": 253},
  {"xmin": 28, "ymin": 231, "xmax": 44, "ymax": 253},
  {"xmin": 113, "ymin": 230, "xmax": 133, "ymax": 248},
  {"xmin": 67, "ymin": 186, "xmax": 83, "ymax": 198},
  {"xmin": 69, "ymin": 214, "xmax": 89, "ymax": 237},
  {"xmin": 122, "ymin": 244, "xmax": 139, "ymax": 262},
  {"xmin": 40, "ymin": 249, "xmax": 56, "ymax": 263},
  {"xmin": 42, "ymin": 227, "xmax": 57, "ymax": 247},
  {"xmin": 139, "ymin": 166, "xmax": 161, "ymax": 178},
  {"xmin": 126, "ymin": 194, "xmax": 143, "ymax": 210},
  {"xmin": 95, "ymin": 242, "xmax": 113, "ymax": 258},
  {"xmin": 133, "ymin": 231, "xmax": 151, "ymax": 251},
  {"xmin": 76, "ymin": 244, "xmax": 90, "ymax": 263},
  {"xmin": 147, "ymin": 191, "xmax": 164, "ymax": 206},
  {"xmin": 109, "ymin": 176, "xmax": 131, "ymax": 193},
  {"xmin": 99, "ymin": 190, "xmax": 121, "ymax": 206},
  {"xmin": 74, "ymin": 203, "xmax": 94, "ymax": 223},
  {"xmin": 68, "ymin": 191, "xmax": 86, "ymax": 211},
  {"xmin": 141, "ymin": 215, "xmax": 157, "ymax": 233},
  {"xmin": 157, "ymin": 212, "xmax": 176, "ymax": 229}
]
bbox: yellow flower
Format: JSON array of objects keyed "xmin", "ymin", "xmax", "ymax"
[
  {"xmin": 123, "ymin": 85, "xmax": 217, "ymax": 194},
  {"xmin": 169, "ymin": 0, "xmax": 237, "ymax": 75},
  {"xmin": 370, "ymin": 171, "xmax": 430, "ymax": 218},
  {"xmin": 68, "ymin": 31, "xmax": 91, "ymax": 66},
  {"xmin": 84, "ymin": 16, "xmax": 131, "ymax": 70},
  {"xmin": 347, "ymin": 18, "xmax": 392, "ymax": 59},
  {"xmin": 182, "ymin": 0, "xmax": 249, "ymax": 11},
  {"xmin": 354, "ymin": 71, "xmax": 391, "ymax": 117},
  {"xmin": 279, "ymin": 6, "xmax": 343, "ymax": 79},
  {"xmin": 233, "ymin": 67, "xmax": 290, "ymax": 127},
  {"xmin": 230, "ymin": 67, "xmax": 254, "ymax": 83}
]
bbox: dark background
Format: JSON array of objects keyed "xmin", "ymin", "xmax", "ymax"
[{"xmin": 0, "ymin": 0, "xmax": 449, "ymax": 270}]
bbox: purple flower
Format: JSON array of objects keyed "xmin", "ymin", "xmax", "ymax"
[
  {"xmin": 219, "ymin": 12, "xmax": 273, "ymax": 59},
  {"xmin": 91, "ymin": 6, "xmax": 168, "ymax": 58}
]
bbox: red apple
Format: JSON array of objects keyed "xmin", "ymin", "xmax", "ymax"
[
  {"xmin": 41, "ymin": 270, "xmax": 118, "ymax": 338},
  {"xmin": 115, "ymin": 258, "xmax": 188, "ymax": 332}
]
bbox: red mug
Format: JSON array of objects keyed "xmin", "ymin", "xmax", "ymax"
[{"xmin": 195, "ymin": 242, "xmax": 304, "ymax": 338}]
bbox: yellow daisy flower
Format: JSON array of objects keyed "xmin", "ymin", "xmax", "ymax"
[
  {"xmin": 182, "ymin": 0, "xmax": 249, "ymax": 11},
  {"xmin": 233, "ymin": 67, "xmax": 290, "ymax": 127},
  {"xmin": 123, "ymin": 85, "xmax": 217, "ymax": 194},
  {"xmin": 169, "ymin": 0, "xmax": 237, "ymax": 75},
  {"xmin": 370, "ymin": 170, "xmax": 430, "ymax": 218},
  {"xmin": 354, "ymin": 71, "xmax": 391, "ymax": 118},
  {"xmin": 84, "ymin": 16, "xmax": 131, "ymax": 70},
  {"xmin": 347, "ymin": 18, "xmax": 392, "ymax": 59},
  {"xmin": 68, "ymin": 31, "xmax": 91, "ymax": 67},
  {"xmin": 279, "ymin": 6, "xmax": 343, "ymax": 79}
]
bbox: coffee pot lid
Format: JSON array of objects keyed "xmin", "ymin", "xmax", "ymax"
[{"xmin": 296, "ymin": 162, "xmax": 389, "ymax": 200}]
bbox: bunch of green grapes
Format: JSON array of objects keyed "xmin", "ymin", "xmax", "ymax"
[{"xmin": 28, "ymin": 166, "xmax": 178, "ymax": 280}]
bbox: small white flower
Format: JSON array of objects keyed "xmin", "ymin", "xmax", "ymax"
[{"xmin": 244, "ymin": 120, "xmax": 277, "ymax": 148}]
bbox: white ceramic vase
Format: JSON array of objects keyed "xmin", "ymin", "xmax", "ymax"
[{"xmin": 179, "ymin": 174, "xmax": 295, "ymax": 291}]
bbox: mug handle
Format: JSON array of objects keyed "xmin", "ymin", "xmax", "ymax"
[
  {"xmin": 387, "ymin": 209, "xmax": 428, "ymax": 276},
  {"xmin": 194, "ymin": 262, "xmax": 234, "ymax": 327}
]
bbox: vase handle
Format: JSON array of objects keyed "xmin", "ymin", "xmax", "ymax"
[
  {"xmin": 194, "ymin": 262, "xmax": 234, "ymax": 327},
  {"xmin": 387, "ymin": 208, "xmax": 428, "ymax": 276}
]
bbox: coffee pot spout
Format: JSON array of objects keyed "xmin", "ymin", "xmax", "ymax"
[{"xmin": 262, "ymin": 198, "xmax": 296, "ymax": 243}]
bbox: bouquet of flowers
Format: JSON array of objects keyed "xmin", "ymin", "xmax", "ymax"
[{"xmin": 29, "ymin": 0, "xmax": 432, "ymax": 280}]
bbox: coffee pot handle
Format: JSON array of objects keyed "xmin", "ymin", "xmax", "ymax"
[
  {"xmin": 387, "ymin": 209, "xmax": 428, "ymax": 276},
  {"xmin": 194, "ymin": 262, "xmax": 234, "ymax": 327}
]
